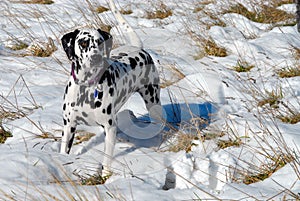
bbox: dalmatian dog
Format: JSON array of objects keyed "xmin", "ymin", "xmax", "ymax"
[{"xmin": 60, "ymin": 28, "xmax": 162, "ymax": 176}]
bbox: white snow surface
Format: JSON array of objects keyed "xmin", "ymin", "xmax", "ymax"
[{"xmin": 0, "ymin": 0, "xmax": 300, "ymax": 200}]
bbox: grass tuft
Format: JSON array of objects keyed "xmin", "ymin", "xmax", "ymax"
[
  {"xmin": 76, "ymin": 173, "xmax": 111, "ymax": 185},
  {"xmin": 120, "ymin": 9, "xmax": 133, "ymax": 15},
  {"xmin": 224, "ymin": 2, "xmax": 295, "ymax": 24},
  {"xmin": 8, "ymin": 41, "xmax": 29, "ymax": 51},
  {"xmin": 0, "ymin": 124, "xmax": 12, "ymax": 144},
  {"xmin": 232, "ymin": 60, "xmax": 254, "ymax": 73},
  {"xmin": 217, "ymin": 138, "xmax": 242, "ymax": 149},
  {"xmin": 146, "ymin": 3, "xmax": 172, "ymax": 19},
  {"xmin": 168, "ymin": 132, "xmax": 199, "ymax": 153},
  {"xmin": 257, "ymin": 89, "xmax": 283, "ymax": 108},
  {"xmin": 277, "ymin": 66, "xmax": 300, "ymax": 78},
  {"xmin": 95, "ymin": 6, "xmax": 109, "ymax": 13},
  {"xmin": 273, "ymin": 0, "xmax": 294, "ymax": 7},
  {"xmin": 278, "ymin": 113, "xmax": 300, "ymax": 124},
  {"xmin": 203, "ymin": 39, "xmax": 227, "ymax": 57},
  {"xmin": 242, "ymin": 153, "xmax": 294, "ymax": 185},
  {"xmin": 193, "ymin": 0, "xmax": 215, "ymax": 13},
  {"xmin": 19, "ymin": 0, "xmax": 54, "ymax": 4},
  {"xmin": 74, "ymin": 131, "xmax": 96, "ymax": 145},
  {"xmin": 27, "ymin": 37, "xmax": 57, "ymax": 57}
]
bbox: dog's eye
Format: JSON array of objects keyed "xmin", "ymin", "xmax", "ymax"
[{"xmin": 79, "ymin": 40, "xmax": 89, "ymax": 48}]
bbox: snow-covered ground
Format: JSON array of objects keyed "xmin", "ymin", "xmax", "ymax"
[{"xmin": 0, "ymin": 0, "xmax": 300, "ymax": 200}]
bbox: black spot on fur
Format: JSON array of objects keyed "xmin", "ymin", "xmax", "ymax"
[
  {"xmin": 148, "ymin": 85, "xmax": 154, "ymax": 96},
  {"xmin": 115, "ymin": 70, "xmax": 119, "ymax": 78},
  {"xmin": 65, "ymin": 85, "xmax": 68, "ymax": 94},
  {"xmin": 71, "ymin": 127, "xmax": 76, "ymax": 133},
  {"xmin": 63, "ymin": 103, "xmax": 66, "ymax": 111},
  {"xmin": 99, "ymin": 71, "xmax": 115, "ymax": 87},
  {"xmin": 109, "ymin": 88, "xmax": 114, "ymax": 96},
  {"xmin": 102, "ymin": 109, "xmax": 106, "ymax": 114},
  {"xmin": 107, "ymin": 104, "xmax": 112, "ymax": 115},
  {"xmin": 119, "ymin": 53, "xmax": 128, "ymax": 56},
  {"xmin": 69, "ymin": 81, "xmax": 72, "ymax": 87},
  {"xmin": 71, "ymin": 102, "xmax": 75, "ymax": 107},
  {"xmin": 67, "ymin": 134, "xmax": 75, "ymax": 152},
  {"xmin": 139, "ymin": 52, "xmax": 146, "ymax": 60},
  {"xmin": 108, "ymin": 119, "xmax": 112, "ymax": 125},
  {"xmin": 98, "ymin": 91, "xmax": 103, "ymax": 99},
  {"xmin": 111, "ymin": 55, "xmax": 122, "ymax": 60},
  {"xmin": 150, "ymin": 97, "xmax": 155, "ymax": 103},
  {"xmin": 95, "ymin": 101, "xmax": 102, "ymax": 108},
  {"xmin": 129, "ymin": 57, "xmax": 137, "ymax": 69},
  {"xmin": 63, "ymin": 118, "xmax": 67, "ymax": 125},
  {"xmin": 140, "ymin": 62, "xmax": 143, "ymax": 67}
]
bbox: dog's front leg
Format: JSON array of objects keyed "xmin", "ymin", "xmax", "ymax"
[
  {"xmin": 102, "ymin": 124, "xmax": 117, "ymax": 177},
  {"xmin": 61, "ymin": 124, "xmax": 76, "ymax": 154}
]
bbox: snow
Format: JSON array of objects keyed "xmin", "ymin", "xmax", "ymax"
[{"xmin": 0, "ymin": 0, "xmax": 300, "ymax": 200}]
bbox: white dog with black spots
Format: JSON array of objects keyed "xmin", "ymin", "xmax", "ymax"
[{"xmin": 60, "ymin": 9, "xmax": 162, "ymax": 176}]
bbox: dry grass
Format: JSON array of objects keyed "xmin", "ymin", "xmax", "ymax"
[
  {"xmin": 146, "ymin": 3, "xmax": 172, "ymax": 19},
  {"xmin": 75, "ymin": 172, "xmax": 111, "ymax": 185},
  {"xmin": 217, "ymin": 138, "xmax": 242, "ymax": 149},
  {"xmin": 6, "ymin": 38, "xmax": 57, "ymax": 57},
  {"xmin": 8, "ymin": 41, "xmax": 29, "ymax": 51},
  {"xmin": 96, "ymin": 5, "xmax": 132, "ymax": 15},
  {"xmin": 241, "ymin": 153, "xmax": 295, "ymax": 185},
  {"xmin": 257, "ymin": 89, "xmax": 283, "ymax": 108},
  {"xmin": 273, "ymin": 0, "xmax": 294, "ymax": 7},
  {"xmin": 277, "ymin": 66, "xmax": 300, "ymax": 78},
  {"xmin": 224, "ymin": 2, "xmax": 295, "ymax": 25},
  {"xmin": 160, "ymin": 64, "xmax": 185, "ymax": 88},
  {"xmin": 201, "ymin": 10, "xmax": 226, "ymax": 29},
  {"xmin": 26, "ymin": 37, "xmax": 57, "ymax": 57},
  {"xmin": 203, "ymin": 39, "xmax": 227, "ymax": 57},
  {"xmin": 0, "ymin": 124, "xmax": 12, "ymax": 143},
  {"xmin": 278, "ymin": 112, "xmax": 300, "ymax": 124},
  {"xmin": 291, "ymin": 45, "xmax": 300, "ymax": 60},
  {"xmin": 18, "ymin": 0, "xmax": 54, "ymax": 4},
  {"xmin": 193, "ymin": 37, "xmax": 227, "ymax": 60},
  {"xmin": 95, "ymin": 5, "xmax": 109, "ymax": 13},
  {"xmin": 120, "ymin": 8, "xmax": 133, "ymax": 15},
  {"xmin": 168, "ymin": 132, "xmax": 199, "ymax": 153},
  {"xmin": 232, "ymin": 60, "xmax": 255, "ymax": 73},
  {"xmin": 0, "ymin": 107, "xmax": 23, "ymax": 143},
  {"xmin": 256, "ymin": 88, "xmax": 300, "ymax": 124},
  {"xmin": 193, "ymin": 0, "xmax": 215, "ymax": 13},
  {"xmin": 74, "ymin": 131, "xmax": 96, "ymax": 145}
]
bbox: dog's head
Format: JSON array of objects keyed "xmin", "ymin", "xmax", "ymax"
[{"xmin": 61, "ymin": 29, "xmax": 112, "ymax": 67}]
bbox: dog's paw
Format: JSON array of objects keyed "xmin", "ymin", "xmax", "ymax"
[{"xmin": 101, "ymin": 166, "xmax": 113, "ymax": 179}]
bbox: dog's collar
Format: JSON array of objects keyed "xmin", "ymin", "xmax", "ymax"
[{"xmin": 71, "ymin": 60, "xmax": 111, "ymax": 87}]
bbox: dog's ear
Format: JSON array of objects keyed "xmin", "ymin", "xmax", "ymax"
[
  {"xmin": 98, "ymin": 29, "xmax": 113, "ymax": 58},
  {"xmin": 61, "ymin": 29, "xmax": 80, "ymax": 60}
]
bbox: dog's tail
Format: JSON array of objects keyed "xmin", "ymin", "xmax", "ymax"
[{"xmin": 108, "ymin": 0, "xmax": 143, "ymax": 48}]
